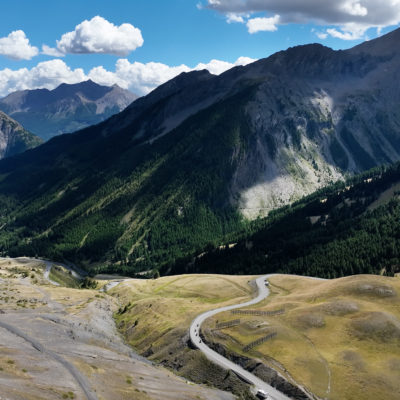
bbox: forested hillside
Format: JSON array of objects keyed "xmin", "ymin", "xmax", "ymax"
[
  {"xmin": 169, "ymin": 163, "xmax": 400, "ymax": 278},
  {"xmin": 0, "ymin": 29, "xmax": 400, "ymax": 275}
]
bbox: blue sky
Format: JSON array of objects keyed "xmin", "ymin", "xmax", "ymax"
[{"xmin": 0, "ymin": 0, "xmax": 399, "ymax": 96}]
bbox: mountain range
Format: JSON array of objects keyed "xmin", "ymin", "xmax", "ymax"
[
  {"xmin": 0, "ymin": 111, "xmax": 42, "ymax": 159},
  {"xmin": 0, "ymin": 80, "xmax": 137, "ymax": 140},
  {"xmin": 0, "ymin": 28, "xmax": 400, "ymax": 274}
]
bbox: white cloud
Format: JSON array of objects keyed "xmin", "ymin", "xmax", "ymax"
[
  {"xmin": 247, "ymin": 15, "xmax": 280, "ymax": 33},
  {"xmin": 194, "ymin": 56, "xmax": 255, "ymax": 74},
  {"xmin": 100, "ymin": 59, "xmax": 191, "ymax": 94},
  {"xmin": 0, "ymin": 30, "xmax": 38, "ymax": 60},
  {"xmin": 204, "ymin": 0, "xmax": 400, "ymax": 39},
  {"xmin": 226, "ymin": 13, "xmax": 245, "ymax": 23},
  {"xmin": 340, "ymin": 1, "xmax": 368, "ymax": 17},
  {"xmin": 89, "ymin": 56, "xmax": 256, "ymax": 95},
  {"xmin": 56, "ymin": 16, "xmax": 144, "ymax": 56},
  {"xmin": 0, "ymin": 60, "xmax": 86, "ymax": 96},
  {"xmin": 41, "ymin": 45, "xmax": 65, "ymax": 57},
  {"xmin": 0, "ymin": 57, "xmax": 256, "ymax": 98},
  {"xmin": 327, "ymin": 27, "xmax": 364, "ymax": 40},
  {"xmin": 316, "ymin": 32, "xmax": 328, "ymax": 40}
]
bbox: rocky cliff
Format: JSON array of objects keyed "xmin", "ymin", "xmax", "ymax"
[{"xmin": 0, "ymin": 111, "xmax": 42, "ymax": 159}]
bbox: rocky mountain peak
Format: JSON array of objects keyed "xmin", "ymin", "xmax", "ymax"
[
  {"xmin": 0, "ymin": 81, "xmax": 138, "ymax": 140},
  {"xmin": 147, "ymin": 69, "xmax": 214, "ymax": 100},
  {"xmin": 0, "ymin": 111, "xmax": 42, "ymax": 159}
]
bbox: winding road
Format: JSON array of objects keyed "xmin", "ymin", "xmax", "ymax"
[
  {"xmin": 43, "ymin": 261, "xmax": 60, "ymax": 286},
  {"xmin": 2, "ymin": 256, "xmax": 320, "ymax": 399},
  {"xmin": 189, "ymin": 275, "xmax": 291, "ymax": 400}
]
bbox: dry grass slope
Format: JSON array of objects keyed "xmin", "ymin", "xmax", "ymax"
[
  {"xmin": 203, "ymin": 275, "xmax": 400, "ymax": 400},
  {"xmin": 112, "ymin": 274, "xmax": 257, "ymax": 398}
]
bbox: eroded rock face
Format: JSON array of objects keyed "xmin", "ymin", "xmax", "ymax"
[
  {"xmin": 95, "ymin": 30, "xmax": 400, "ymax": 220},
  {"xmin": 228, "ymin": 37, "xmax": 400, "ymax": 218},
  {"xmin": 0, "ymin": 111, "xmax": 42, "ymax": 159}
]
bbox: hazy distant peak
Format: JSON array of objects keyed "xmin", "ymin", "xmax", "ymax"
[{"xmin": 0, "ymin": 81, "xmax": 138, "ymax": 140}]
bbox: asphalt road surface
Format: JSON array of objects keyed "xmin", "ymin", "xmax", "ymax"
[{"xmin": 189, "ymin": 275, "xmax": 291, "ymax": 400}]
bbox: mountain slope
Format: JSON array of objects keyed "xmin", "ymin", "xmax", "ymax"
[
  {"xmin": 0, "ymin": 111, "xmax": 42, "ymax": 159},
  {"xmin": 0, "ymin": 29, "xmax": 400, "ymax": 273},
  {"xmin": 0, "ymin": 80, "xmax": 137, "ymax": 140},
  {"xmin": 179, "ymin": 162, "xmax": 400, "ymax": 278}
]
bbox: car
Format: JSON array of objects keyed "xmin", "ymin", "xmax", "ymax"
[{"xmin": 256, "ymin": 389, "xmax": 270, "ymax": 399}]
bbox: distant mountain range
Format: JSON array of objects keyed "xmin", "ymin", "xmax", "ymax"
[
  {"xmin": 0, "ymin": 28, "xmax": 400, "ymax": 275},
  {"xmin": 0, "ymin": 111, "xmax": 42, "ymax": 159},
  {"xmin": 0, "ymin": 80, "xmax": 137, "ymax": 140}
]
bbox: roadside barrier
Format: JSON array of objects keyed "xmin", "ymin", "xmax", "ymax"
[
  {"xmin": 242, "ymin": 332, "xmax": 277, "ymax": 352},
  {"xmin": 214, "ymin": 319, "xmax": 240, "ymax": 330},
  {"xmin": 231, "ymin": 309, "xmax": 284, "ymax": 316}
]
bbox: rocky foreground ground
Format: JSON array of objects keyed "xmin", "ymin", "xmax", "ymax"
[{"xmin": 0, "ymin": 258, "xmax": 233, "ymax": 400}]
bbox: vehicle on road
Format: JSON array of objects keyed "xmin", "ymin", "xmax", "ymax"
[
  {"xmin": 189, "ymin": 274, "xmax": 292, "ymax": 400},
  {"xmin": 256, "ymin": 389, "xmax": 270, "ymax": 399}
]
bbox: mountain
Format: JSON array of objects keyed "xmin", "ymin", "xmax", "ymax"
[
  {"xmin": 0, "ymin": 111, "xmax": 42, "ymax": 159},
  {"xmin": 170, "ymin": 161, "xmax": 400, "ymax": 278},
  {"xmin": 0, "ymin": 80, "xmax": 138, "ymax": 140},
  {"xmin": 0, "ymin": 29, "xmax": 400, "ymax": 274}
]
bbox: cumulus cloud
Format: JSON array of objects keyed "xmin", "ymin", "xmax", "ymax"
[
  {"xmin": 41, "ymin": 45, "xmax": 65, "ymax": 57},
  {"xmin": 194, "ymin": 56, "xmax": 255, "ymax": 74},
  {"xmin": 226, "ymin": 13, "xmax": 245, "ymax": 24},
  {"xmin": 0, "ymin": 30, "xmax": 38, "ymax": 60},
  {"xmin": 204, "ymin": 0, "xmax": 400, "ymax": 39},
  {"xmin": 247, "ymin": 15, "xmax": 280, "ymax": 33},
  {"xmin": 0, "ymin": 57, "xmax": 256, "ymax": 98},
  {"xmin": 316, "ymin": 32, "xmax": 328, "ymax": 40},
  {"xmin": 326, "ymin": 27, "xmax": 363, "ymax": 40},
  {"xmin": 56, "ymin": 16, "xmax": 144, "ymax": 56},
  {"xmin": 0, "ymin": 60, "xmax": 86, "ymax": 96},
  {"xmin": 88, "ymin": 56, "xmax": 257, "ymax": 95},
  {"xmin": 97, "ymin": 60, "xmax": 192, "ymax": 94}
]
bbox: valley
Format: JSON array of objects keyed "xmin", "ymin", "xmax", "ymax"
[
  {"xmin": 1, "ymin": 29, "xmax": 400, "ymax": 275},
  {"xmin": 3, "ymin": 257, "xmax": 396, "ymax": 400},
  {"xmin": 1, "ymin": 7, "xmax": 400, "ymax": 400}
]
